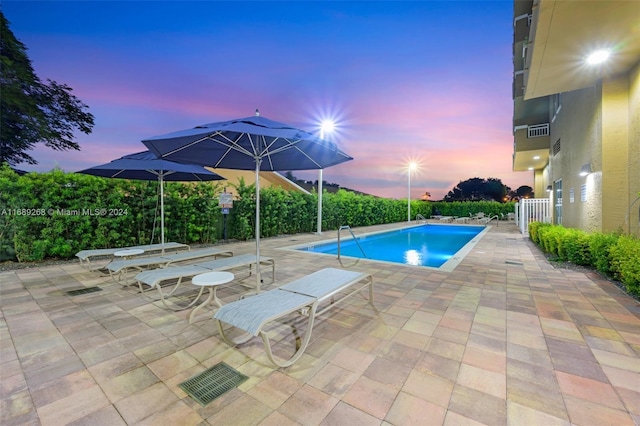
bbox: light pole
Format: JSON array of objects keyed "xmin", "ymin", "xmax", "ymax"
[
  {"xmin": 318, "ymin": 120, "xmax": 335, "ymax": 234},
  {"xmin": 407, "ymin": 162, "xmax": 416, "ymax": 222}
]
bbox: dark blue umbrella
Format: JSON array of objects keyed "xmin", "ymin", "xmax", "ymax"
[
  {"xmin": 77, "ymin": 150, "xmax": 225, "ymax": 249},
  {"xmin": 142, "ymin": 111, "xmax": 353, "ymax": 290}
]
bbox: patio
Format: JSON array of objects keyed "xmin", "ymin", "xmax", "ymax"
[{"xmin": 1, "ymin": 222, "xmax": 639, "ymax": 425}]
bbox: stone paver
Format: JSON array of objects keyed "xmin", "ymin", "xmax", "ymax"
[{"xmin": 1, "ymin": 221, "xmax": 639, "ymax": 425}]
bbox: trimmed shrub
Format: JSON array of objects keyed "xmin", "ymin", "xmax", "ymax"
[
  {"xmin": 429, "ymin": 200, "xmax": 515, "ymax": 220},
  {"xmin": 609, "ymin": 235, "xmax": 640, "ymax": 297},
  {"xmin": 538, "ymin": 224, "xmax": 563, "ymax": 256},
  {"xmin": 528, "ymin": 221, "xmax": 549, "ymax": 245},
  {"xmin": 528, "ymin": 222, "xmax": 639, "ymax": 299},
  {"xmin": 589, "ymin": 233, "xmax": 620, "ymax": 275},
  {"xmin": 562, "ymin": 229, "xmax": 591, "ymax": 266}
]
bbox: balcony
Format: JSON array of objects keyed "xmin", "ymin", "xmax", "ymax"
[
  {"xmin": 513, "ymin": 95, "xmax": 549, "ymax": 127},
  {"xmin": 513, "ymin": 124, "xmax": 550, "ymax": 172}
]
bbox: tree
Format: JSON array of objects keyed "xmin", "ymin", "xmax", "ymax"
[
  {"xmin": 513, "ymin": 185, "xmax": 534, "ymax": 199},
  {"xmin": 485, "ymin": 177, "xmax": 508, "ymax": 202},
  {"xmin": 443, "ymin": 177, "xmax": 509, "ymax": 202},
  {"xmin": 0, "ymin": 12, "xmax": 94, "ymax": 166}
]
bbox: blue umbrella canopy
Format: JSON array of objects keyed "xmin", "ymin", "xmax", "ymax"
[
  {"xmin": 142, "ymin": 111, "xmax": 353, "ymax": 290},
  {"xmin": 142, "ymin": 113, "xmax": 353, "ymax": 171},
  {"xmin": 77, "ymin": 150, "xmax": 225, "ymax": 181},
  {"xmin": 77, "ymin": 150, "xmax": 225, "ymax": 248}
]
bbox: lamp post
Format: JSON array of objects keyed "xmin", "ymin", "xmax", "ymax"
[
  {"xmin": 318, "ymin": 120, "xmax": 335, "ymax": 234},
  {"xmin": 407, "ymin": 162, "xmax": 416, "ymax": 222}
]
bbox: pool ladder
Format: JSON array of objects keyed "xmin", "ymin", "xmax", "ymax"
[{"xmin": 337, "ymin": 225, "xmax": 367, "ymax": 267}]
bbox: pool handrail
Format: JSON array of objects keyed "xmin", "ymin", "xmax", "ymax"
[
  {"xmin": 337, "ymin": 225, "xmax": 368, "ymax": 267},
  {"xmin": 478, "ymin": 215, "xmax": 500, "ymax": 226}
]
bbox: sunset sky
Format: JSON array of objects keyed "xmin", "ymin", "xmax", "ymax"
[{"xmin": 3, "ymin": 1, "xmax": 532, "ymax": 200}]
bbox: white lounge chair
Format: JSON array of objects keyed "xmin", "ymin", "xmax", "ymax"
[
  {"xmin": 106, "ymin": 246, "xmax": 233, "ymax": 284},
  {"xmin": 470, "ymin": 212, "xmax": 486, "ymax": 223},
  {"xmin": 75, "ymin": 242, "xmax": 189, "ymax": 269},
  {"xmin": 135, "ymin": 254, "xmax": 275, "ymax": 310},
  {"xmin": 214, "ymin": 268, "xmax": 373, "ymax": 368}
]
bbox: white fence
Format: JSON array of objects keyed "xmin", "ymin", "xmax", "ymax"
[{"xmin": 515, "ymin": 198, "xmax": 551, "ymax": 235}]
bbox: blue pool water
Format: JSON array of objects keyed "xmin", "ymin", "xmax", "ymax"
[{"xmin": 297, "ymin": 224, "xmax": 486, "ymax": 268}]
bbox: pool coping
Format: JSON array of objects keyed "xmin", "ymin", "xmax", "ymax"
[{"xmin": 278, "ymin": 222, "xmax": 492, "ymax": 272}]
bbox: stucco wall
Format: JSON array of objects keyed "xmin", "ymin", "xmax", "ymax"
[
  {"xmin": 627, "ymin": 61, "xmax": 640, "ymax": 237},
  {"xmin": 602, "ymin": 75, "xmax": 631, "ymax": 233},
  {"xmin": 549, "ymin": 87, "xmax": 601, "ymax": 232}
]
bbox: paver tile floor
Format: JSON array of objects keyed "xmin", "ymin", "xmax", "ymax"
[{"xmin": 1, "ymin": 222, "xmax": 639, "ymax": 425}]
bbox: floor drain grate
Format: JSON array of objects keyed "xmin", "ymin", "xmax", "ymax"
[
  {"xmin": 65, "ymin": 286, "xmax": 102, "ymax": 296},
  {"xmin": 179, "ymin": 362, "xmax": 248, "ymax": 406},
  {"xmin": 505, "ymin": 260, "xmax": 523, "ymax": 265}
]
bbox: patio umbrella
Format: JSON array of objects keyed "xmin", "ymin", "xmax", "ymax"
[
  {"xmin": 142, "ymin": 110, "xmax": 353, "ymax": 291},
  {"xmin": 77, "ymin": 150, "xmax": 225, "ymax": 250}
]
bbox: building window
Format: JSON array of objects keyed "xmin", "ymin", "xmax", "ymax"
[
  {"xmin": 553, "ymin": 139, "xmax": 561, "ymax": 156},
  {"xmin": 554, "ymin": 180, "xmax": 563, "ymax": 225},
  {"xmin": 551, "ymin": 93, "xmax": 562, "ymax": 122}
]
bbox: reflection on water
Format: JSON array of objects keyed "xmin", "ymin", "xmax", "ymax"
[{"xmin": 404, "ymin": 249, "xmax": 422, "ymax": 266}]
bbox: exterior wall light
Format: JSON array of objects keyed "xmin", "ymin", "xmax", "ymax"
[
  {"xmin": 546, "ymin": 185, "xmax": 552, "ymax": 192},
  {"xmin": 586, "ymin": 49, "xmax": 610, "ymax": 65},
  {"xmin": 579, "ymin": 163, "xmax": 592, "ymax": 176}
]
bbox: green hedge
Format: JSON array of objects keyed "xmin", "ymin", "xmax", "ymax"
[
  {"xmin": 428, "ymin": 200, "xmax": 513, "ymax": 220},
  {"xmin": 528, "ymin": 222, "xmax": 640, "ymax": 297},
  {"xmin": 1, "ymin": 166, "xmax": 516, "ymax": 263},
  {"xmin": 1, "ymin": 166, "xmax": 225, "ymax": 262}
]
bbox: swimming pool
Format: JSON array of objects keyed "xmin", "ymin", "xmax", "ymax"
[{"xmin": 288, "ymin": 224, "xmax": 488, "ymax": 271}]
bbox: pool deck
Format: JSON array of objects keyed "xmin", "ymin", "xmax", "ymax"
[{"xmin": 1, "ymin": 221, "xmax": 639, "ymax": 425}]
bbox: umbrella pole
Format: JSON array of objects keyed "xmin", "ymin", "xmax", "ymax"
[
  {"xmin": 160, "ymin": 174, "xmax": 165, "ymax": 254},
  {"xmin": 255, "ymin": 158, "xmax": 262, "ymax": 292}
]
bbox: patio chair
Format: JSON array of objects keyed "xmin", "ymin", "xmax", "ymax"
[
  {"xmin": 470, "ymin": 212, "xmax": 485, "ymax": 223},
  {"xmin": 134, "ymin": 254, "xmax": 275, "ymax": 310},
  {"xmin": 75, "ymin": 242, "xmax": 190, "ymax": 269},
  {"xmin": 106, "ymin": 246, "xmax": 233, "ymax": 284},
  {"xmin": 214, "ymin": 268, "xmax": 373, "ymax": 367}
]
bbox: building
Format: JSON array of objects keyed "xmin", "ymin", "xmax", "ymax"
[
  {"xmin": 204, "ymin": 169, "xmax": 311, "ymax": 198},
  {"xmin": 512, "ymin": 0, "xmax": 640, "ymax": 236}
]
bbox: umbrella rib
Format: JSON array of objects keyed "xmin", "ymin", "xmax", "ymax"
[
  {"xmin": 260, "ymin": 138, "xmax": 324, "ymax": 169},
  {"xmin": 290, "ymin": 145, "xmax": 323, "ymax": 168},
  {"xmin": 159, "ymin": 132, "xmax": 257, "ymax": 168},
  {"xmin": 209, "ymin": 132, "xmax": 257, "ymax": 168},
  {"xmin": 160, "ymin": 137, "xmax": 208, "ymax": 158}
]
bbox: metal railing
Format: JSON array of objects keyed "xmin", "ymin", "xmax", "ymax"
[
  {"xmin": 337, "ymin": 225, "xmax": 367, "ymax": 267},
  {"xmin": 528, "ymin": 123, "xmax": 549, "ymax": 138},
  {"xmin": 479, "ymin": 215, "xmax": 500, "ymax": 226}
]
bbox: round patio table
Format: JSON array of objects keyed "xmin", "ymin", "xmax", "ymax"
[
  {"xmin": 113, "ymin": 248, "xmax": 144, "ymax": 259},
  {"xmin": 189, "ymin": 271, "xmax": 235, "ymax": 323}
]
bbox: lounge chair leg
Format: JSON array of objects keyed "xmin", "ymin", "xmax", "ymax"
[
  {"xmin": 158, "ymin": 277, "xmax": 205, "ymax": 311},
  {"xmin": 216, "ymin": 320, "xmax": 254, "ymax": 346},
  {"xmin": 260, "ymin": 303, "xmax": 318, "ymax": 368}
]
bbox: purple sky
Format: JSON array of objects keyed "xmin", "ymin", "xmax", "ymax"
[{"xmin": 3, "ymin": 1, "xmax": 532, "ymax": 200}]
